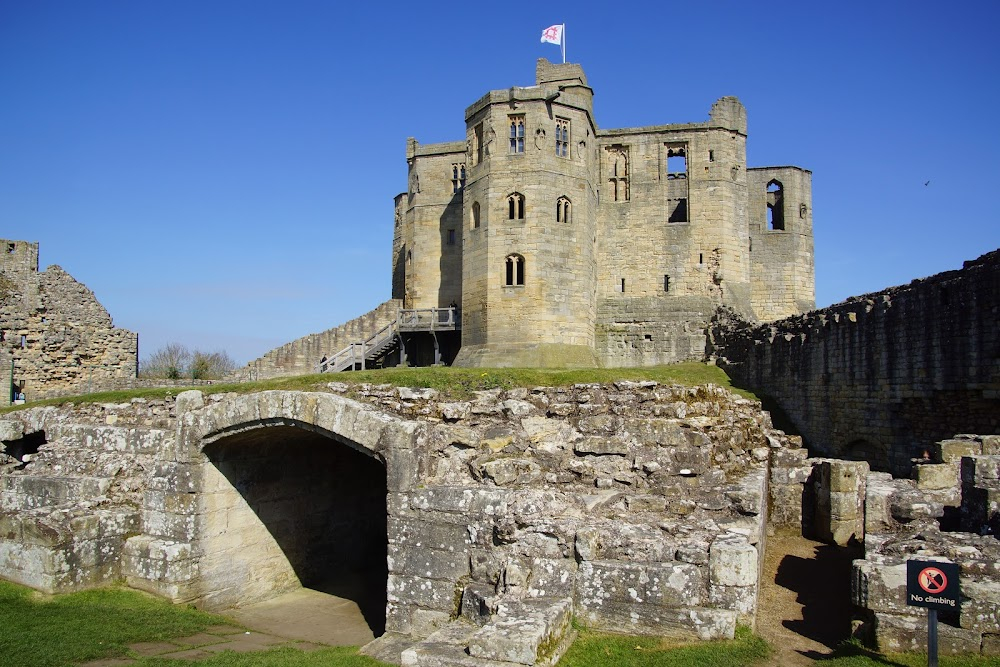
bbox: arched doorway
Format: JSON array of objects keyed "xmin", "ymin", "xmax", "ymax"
[{"xmin": 197, "ymin": 421, "xmax": 387, "ymax": 636}]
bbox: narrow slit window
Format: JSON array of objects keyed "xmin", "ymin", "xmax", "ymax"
[
  {"xmin": 472, "ymin": 202, "xmax": 481, "ymax": 229},
  {"xmin": 620, "ymin": 278, "xmax": 626, "ymax": 293},
  {"xmin": 663, "ymin": 275, "xmax": 670, "ymax": 292},
  {"xmin": 473, "ymin": 123, "xmax": 484, "ymax": 165},
  {"xmin": 451, "ymin": 163, "xmax": 466, "ymax": 193},
  {"xmin": 447, "ymin": 229, "xmax": 456, "ymax": 245},
  {"xmin": 766, "ymin": 180, "xmax": 785, "ymax": 230}
]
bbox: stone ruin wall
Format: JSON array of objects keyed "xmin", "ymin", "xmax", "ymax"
[
  {"xmin": 0, "ymin": 240, "xmax": 138, "ymax": 405},
  {"xmin": 711, "ymin": 248, "xmax": 1000, "ymax": 476},
  {"xmin": 0, "ymin": 382, "xmax": 798, "ymax": 658},
  {"xmin": 229, "ymin": 299, "xmax": 402, "ymax": 381},
  {"xmin": 2, "ymin": 384, "xmax": 999, "ymax": 659},
  {"xmin": 766, "ymin": 436, "xmax": 1000, "ymax": 655}
]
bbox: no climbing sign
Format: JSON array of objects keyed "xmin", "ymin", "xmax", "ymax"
[{"xmin": 906, "ymin": 560, "xmax": 960, "ymax": 611}]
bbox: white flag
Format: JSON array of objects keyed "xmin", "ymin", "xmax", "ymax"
[{"xmin": 540, "ymin": 24, "xmax": 563, "ymax": 45}]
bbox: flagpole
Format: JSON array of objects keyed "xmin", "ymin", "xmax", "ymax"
[{"xmin": 562, "ymin": 24, "xmax": 566, "ymax": 63}]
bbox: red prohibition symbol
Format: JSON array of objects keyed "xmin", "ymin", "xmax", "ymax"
[{"xmin": 918, "ymin": 567, "xmax": 948, "ymax": 595}]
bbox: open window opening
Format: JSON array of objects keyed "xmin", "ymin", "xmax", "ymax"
[
  {"xmin": 668, "ymin": 198, "xmax": 688, "ymax": 223},
  {"xmin": 2, "ymin": 429, "xmax": 45, "ymax": 465},
  {"xmin": 505, "ymin": 254, "xmax": 525, "ymax": 286},
  {"xmin": 507, "ymin": 193, "xmax": 525, "ymax": 220},
  {"xmin": 767, "ymin": 180, "xmax": 785, "ymax": 230},
  {"xmin": 451, "ymin": 164, "xmax": 466, "ymax": 193},
  {"xmin": 663, "ymin": 275, "xmax": 670, "ymax": 292},
  {"xmin": 473, "ymin": 123, "xmax": 484, "ymax": 165},
  {"xmin": 666, "ymin": 146, "xmax": 687, "ymax": 179},
  {"xmin": 556, "ymin": 196, "xmax": 571, "ymax": 223},
  {"xmin": 472, "ymin": 202, "xmax": 481, "ymax": 229}
]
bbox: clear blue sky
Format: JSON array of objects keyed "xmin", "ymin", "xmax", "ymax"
[{"xmin": 2, "ymin": 1, "xmax": 998, "ymax": 365}]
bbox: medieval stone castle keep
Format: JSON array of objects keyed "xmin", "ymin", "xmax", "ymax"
[{"xmin": 392, "ymin": 58, "xmax": 814, "ymax": 368}]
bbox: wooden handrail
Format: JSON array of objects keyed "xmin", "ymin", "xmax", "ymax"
[{"xmin": 317, "ymin": 307, "xmax": 461, "ymax": 373}]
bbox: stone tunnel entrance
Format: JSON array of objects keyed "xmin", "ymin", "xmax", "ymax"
[{"xmin": 198, "ymin": 422, "xmax": 387, "ymax": 636}]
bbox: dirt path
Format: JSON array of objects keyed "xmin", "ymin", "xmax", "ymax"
[{"xmin": 756, "ymin": 529, "xmax": 862, "ymax": 666}]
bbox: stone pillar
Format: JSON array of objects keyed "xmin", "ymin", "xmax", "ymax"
[{"xmin": 813, "ymin": 459, "xmax": 868, "ymax": 546}]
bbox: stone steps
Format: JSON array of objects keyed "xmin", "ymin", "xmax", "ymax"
[{"xmin": 399, "ymin": 597, "xmax": 574, "ymax": 667}]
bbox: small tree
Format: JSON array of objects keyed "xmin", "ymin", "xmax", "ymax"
[
  {"xmin": 141, "ymin": 343, "xmax": 191, "ymax": 379},
  {"xmin": 141, "ymin": 344, "xmax": 237, "ymax": 380},
  {"xmin": 190, "ymin": 350, "xmax": 237, "ymax": 380}
]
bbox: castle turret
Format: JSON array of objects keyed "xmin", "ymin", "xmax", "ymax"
[{"xmin": 453, "ymin": 59, "xmax": 600, "ymax": 367}]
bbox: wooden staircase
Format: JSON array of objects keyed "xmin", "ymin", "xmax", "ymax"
[{"xmin": 318, "ymin": 307, "xmax": 459, "ymax": 373}]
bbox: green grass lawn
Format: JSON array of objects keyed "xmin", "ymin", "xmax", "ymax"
[
  {"xmin": 1, "ymin": 362, "xmax": 758, "ymax": 413},
  {"xmin": 556, "ymin": 625, "xmax": 770, "ymax": 666},
  {"xmin": 809, "ymin": 640, "xmax": 1000, "ymax": 667},
  {"xmin": 0, "ymin": 579, "xmax": 219, "ymax": 667},
  {"xmin": 2, "ymin": 579, "xmax": 998, "ymax": 667}
]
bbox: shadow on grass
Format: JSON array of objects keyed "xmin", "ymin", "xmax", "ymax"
[{"xmin": 807, "ymin": 641, "xmax": 909, "ymax": 665}]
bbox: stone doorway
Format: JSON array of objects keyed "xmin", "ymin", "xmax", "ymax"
[{"xmin": 198, "ymin": 423, "xmax": 388, "ymax": 636}]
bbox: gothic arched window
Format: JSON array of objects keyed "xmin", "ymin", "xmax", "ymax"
[
  {"xmin": 507, "ymin": 193, "xmax": 525, "ymax": 220},
  {"xmin": 556, "ymin": 196, "xmax": 571, "ymax": 223},
  {"xmin": 505, "ymin": 254, "xmax": 525, "ymax": 286}
]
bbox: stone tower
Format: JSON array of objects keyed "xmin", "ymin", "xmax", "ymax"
[{"xmin": 455, "ymin": 60, "xmax": 600, "ymax": 367}]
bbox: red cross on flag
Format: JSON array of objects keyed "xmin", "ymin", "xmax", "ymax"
[{"xmin": 541, "ymin": 24, "xmax": 564, "ymax": 45}]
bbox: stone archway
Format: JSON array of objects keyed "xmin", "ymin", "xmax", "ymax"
[
  {"xmin": 171, "ymin": 391, "xmax": 424, "ymax": 636},
  {"xmin": 198, "ymin": 422, "xmax": 387, "ymax": 633}
]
